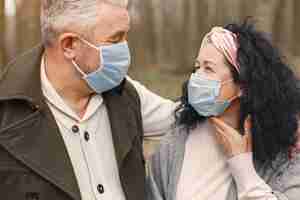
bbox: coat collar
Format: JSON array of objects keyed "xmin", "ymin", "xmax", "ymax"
[{"xmin": 0, "ymin": 44, "xmax": 47, "ymax": 109}]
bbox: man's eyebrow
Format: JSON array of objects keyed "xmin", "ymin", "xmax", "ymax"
[
  {"xmin": 194, "ymin": 60, "xmax": 201, "ymax": 66},
  {"xmin": 108, "ymin": 30, "xmax": 127, "ymax": 39}
]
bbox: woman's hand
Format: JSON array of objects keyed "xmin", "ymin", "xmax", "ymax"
[{"xmin": 209, "ymin": 116, "xmax": 252, "ymax": 158}]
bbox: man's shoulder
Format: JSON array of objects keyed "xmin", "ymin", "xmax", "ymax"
[
  {"xmin": 122, "ymin": 77, "xmax": 141, "ymax": 107},
  {"xmin": 0, "ymin": 44, "xmax": 45, "ymax": 121},
  {"xmin": 1, "ymin": 44, "xmax": 43, "ymax": 80},
  {"xmin": 125, "ymin": 76, "xmax": 144, "ymax": 95}
]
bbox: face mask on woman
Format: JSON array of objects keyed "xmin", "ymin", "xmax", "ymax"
[{"xmin": 188, "ymin": 72, "xmax": 238, "ymax": 117}]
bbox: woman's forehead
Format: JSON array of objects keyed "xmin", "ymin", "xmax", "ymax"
[{"xmin": 197, "ymin": 43, "xmax": 226, "ymax": 65}]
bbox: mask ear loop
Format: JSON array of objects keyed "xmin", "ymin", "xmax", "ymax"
[
  {"xmin": 80, "ymin": 38, "xmax": 104, "ymax": 71},
  {"xmin": 80, "ymin": 38, "xmax": 100, "ymax": 50},
  {"xmin": 228, "ymin": 93, "xmax": 240, "ymax": 102},
  {"xmin": 71, "ymin": 59, "xmax": 87, "ymax": 77},
  {"xmin": 98, "ymin": 46, "xmax": 104, "ymax": 71},
  {"xmin": 218, "ymin": 79, "xmax": 241, "ymax": 103},
  {"xmin": 221, "ymin": 78, "xmax": 234, "ymax": 85},
  {"xmin": 72, "ymin": 38, "xmax": 104, "ymax": 76}
]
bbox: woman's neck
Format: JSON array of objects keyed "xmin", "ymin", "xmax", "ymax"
[{"xmin": 215, "ymin": 99, "xmax": 241, "ymax": 130}]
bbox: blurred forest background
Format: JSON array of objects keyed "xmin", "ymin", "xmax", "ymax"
[
  {"xmin": 1, "ymin": 0, "xmax": 300, "ymax": 99},
  {"xmin": 1, "ymin": 0, "xmax": 300, "ymax": 157}
]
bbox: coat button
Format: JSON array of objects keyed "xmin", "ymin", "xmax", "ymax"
[
  {"xmin": 25, "ymin": 192, "xmax": 39, "ymax": 200},
  {"xmin": 84, "ymin": 131, "xmax": 90, "ymax": 141},
  {"xmin": 71, "ymin": 125, "xmax": 79, "ymax": 133},
  {"xmin": 33, "ymin": 104, "xmax": 40, "ymax": 111},
  {"xmin": 97, "ymin": 184, "xmax": 105, "ymax": 194}
]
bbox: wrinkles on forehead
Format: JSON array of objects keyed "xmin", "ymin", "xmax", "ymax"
[
  {"xmin": 92, "ymin": 2, "xmax": 130, "ymax": 43},
  {"xmin": 103, "ymin": 0, "xmax": 128, "ymax": 7}
]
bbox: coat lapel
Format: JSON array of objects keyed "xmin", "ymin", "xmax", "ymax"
[
  {"xmin": 0, "ymin": 107, "xmax": 81, "ymax": 200},
  {"xmin": 103, "ymin": 83, "xmax": 141, "ymax": 169}
]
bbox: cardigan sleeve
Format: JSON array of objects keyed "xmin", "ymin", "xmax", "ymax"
[
  {"xmin": 228, "ymin": 153, "xmax": 278, "ymax": 200},
  {"xmin": 146, "ymin": 138, "xmax": 173, "ymax": 200},
  {"xmin": 146, "ymin": 156, "xmax": 166, "ymax": 200},
  {"xmin": 271, "ymin": 153, "xmax": 300, "ymax": 200},
  {"xmin": 228, "ymin": 152, "xmax": 300, "ymax": 200}
]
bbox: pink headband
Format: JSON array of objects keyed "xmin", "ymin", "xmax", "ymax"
[{"xmin": 201, "ymin": 27, "xmax": 240, "ymax": 73}]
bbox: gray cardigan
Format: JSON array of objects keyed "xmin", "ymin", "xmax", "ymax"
[{"xmin": 146, "ymin": 126, "xmax": 300, "ymax": 200}]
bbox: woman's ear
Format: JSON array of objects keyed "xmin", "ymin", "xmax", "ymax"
[
  {"xmin": 236, "ymin": 84, "xmax": 243, "ymax": 97},
  {"xmin": 238, "ymin": 89, "xmax": 242, "ymax": 97}
]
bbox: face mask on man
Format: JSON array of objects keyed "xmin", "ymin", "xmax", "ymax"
[
  {"xmin": 188, "ymin": 72, "xmax": 238, "ymax": 117},
  {"xmin": 72, "ymin": 38, "xmax": 131, "ymax": 94}
]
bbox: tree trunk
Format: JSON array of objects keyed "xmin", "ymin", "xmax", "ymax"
[
  {"xmin": 18, "ymin": 0, "xmax": 41, "ymax": 51},
  {"xmin": 4, "ymin": 0, "xmax": 17, "ymax": 63},
  {"xmin": 152, "ymin": 0, "xmax": 165, "ymax": 65},
  {"xmin": 276, "ymin": 0, "xmax": 294, "ymax": 57},
  {"xmin": 0, "ymin": 0, "xmax": 4, "ymax": 16},
  {"xmin": 254, "ymin": 0, "xmax": 280, "ymax": 34},
  {"xmin": 222, "ymin": 0, "xmax": 242, "ymax": 24},
  {"xmin": 294, "ymin": 0, "xmax": 300, "ymax": 56},
  {"xmin": 0, "ymin": 0, "xmax": 4, "ymax": 67},
  {"xmin": 206, "ymin": 0, "xmax": 217, "ymax": 27}
]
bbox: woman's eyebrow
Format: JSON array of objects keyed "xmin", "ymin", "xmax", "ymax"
[{"xmin": 203, "ymin": 59, "xmax": 217, "ymax": 66}]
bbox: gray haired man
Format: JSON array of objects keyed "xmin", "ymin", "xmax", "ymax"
[{"xmin": 0, "ymin": 1, "xmax": 176, "ymax": 200}]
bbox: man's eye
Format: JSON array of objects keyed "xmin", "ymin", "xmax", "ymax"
[
  {"xmin": 205, "ymin": 66, "xmax": 214, "ymax": 72},
  {"xmin": 108, "ymin": 32, "xmax": 128, "ymax": 43},
  {"xmin": 108, "ymin": 37, "xmax": 122, "ymax": 43}
]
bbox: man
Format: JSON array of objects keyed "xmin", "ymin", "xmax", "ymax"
[{"xmin": 0, "ymin": 0, "xmax": 176, "ymax": 199}]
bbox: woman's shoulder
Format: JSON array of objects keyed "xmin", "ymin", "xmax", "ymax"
[
  {"xmin": 262, "ymin": 153, "xmax": 300, "ymax": 193},
  {"xmin": 155, "ymin": 126, "xmax": 187, "ymax": 154},
  {"xmin": 280, "ymin": 153, "xmax": 300, "ymax": 180},
  {"xmin": 152, "ymin": 122, "xmax": 208, "ymax": 158},
  {"xmin": 148, "ymin": 126, "xmax": 188, "ymax": 166}
]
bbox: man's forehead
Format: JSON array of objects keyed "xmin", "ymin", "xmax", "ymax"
[
  {"xmin": 104, "ymin": 0, "xmax": 128, "ymax": 7},
  {"xmin": 97, "ymin": 10, "xmax": 130, "ymax": 33},
  {"xmin": 98, "ymin": 2, "xmax": 130, "ymax": 22},
  {"xmin": 93, "ymin": 2, "xmax": 130, "ymax": 39}
]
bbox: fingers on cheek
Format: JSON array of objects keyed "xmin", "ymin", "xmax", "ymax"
[
  {"xmin": 214, "ymin": 126, "xmax": 227, "ymax": 138},
  {"xmin": 213, "ymin": 119, "xmax": 230, "ymax": 131},
  {"xmin": 215, "ymin": 132, "xmax": 224, "ymax": 144},
  {"xmin": 214, "ymin": 127, "xmax": 228, "ymax": 144}
]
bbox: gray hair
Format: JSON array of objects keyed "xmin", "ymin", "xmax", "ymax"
[{"xmin": 40, "ymin": 0, "xmax": 128, "ymax": 46}]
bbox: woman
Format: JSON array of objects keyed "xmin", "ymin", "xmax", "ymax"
[{"xmin": 146, "ymin": 20, "xmax": 300, "ymax": 200}]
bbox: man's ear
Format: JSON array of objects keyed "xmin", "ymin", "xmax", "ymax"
[{"xmin": 59, "ymin": 33, "xmax": 80, "ymax": 60}]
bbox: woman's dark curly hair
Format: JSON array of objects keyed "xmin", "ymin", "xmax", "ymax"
[{"xmin": 175, "ymin": 19, "xmax": 300, "ymax": 164}]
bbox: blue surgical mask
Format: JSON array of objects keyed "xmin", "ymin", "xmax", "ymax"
[
  {"xmin": 72, "ymin": 39, "xmax": 131, "ymax": 94},
  {"xmin": 188, "ymin": 73, "xmax": 237, "ymax": 117}
]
